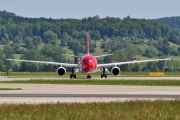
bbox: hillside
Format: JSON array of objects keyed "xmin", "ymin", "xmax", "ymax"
[
  {"xmin": 0, "ymin": 10, "xmax": 180, "ymax": 72},
  {"xmin": 152, "ymin": 16, "xmax": 180, "ymax": 29}
]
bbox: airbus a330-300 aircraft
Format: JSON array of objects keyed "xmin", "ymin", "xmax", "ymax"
[{"xmin": 4, "ymin": 32, "xmax": 172, "ymax": 78}]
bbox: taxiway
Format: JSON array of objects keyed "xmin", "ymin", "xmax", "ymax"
[{"xmin": 0, "ymin": 84, "xmax": 180, "ymax": 104}]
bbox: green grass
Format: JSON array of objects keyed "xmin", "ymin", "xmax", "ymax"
[
  {"xmin": 1, "ymin": 72, "xmax": 58, "ymax": 78},
  {"xmin": 1, "ymin": 72, "xmax": 180, "ymax": 78},
  {"xmin": 0, "ymin": 44, "xmax": 4, "ymax": 50},
  {"xmin": 169, "ymin": 41, "xmax": 180, "ymax": 48},
  {"xmin": 0, "ymin": 88, "xmax": 22, "ymax": 90},
  {"xmin": 63, "ymin": 46, "xmax": 73, "ymax": 54},
  {"xmin": 93, "ymin": 40, "xmax": 107, "ymax": 55},
  {"xmin": 0, "ymin": 100, "xmax": 180, "ymax": 119},
  {"xmin": 37, "ymin": 42, "xmax": 44, "ymax": 49},
  {"xmin": 1, "ymin": 80, "xmax": 180, "ymax": 86},
  {"xmin": 172, "ymin": 56, "xmax": 180, "ymax": 60},
  {"xmin": 14, "ymin": 54, "xmax": 22, "ymax": 59},
  {"xmin": 136, "ymin": 44, "xmax": 150, "ymax": 51}
]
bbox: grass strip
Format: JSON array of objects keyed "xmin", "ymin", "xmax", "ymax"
[
  {"xmin": 2, "ymin": 72, "xmax": 180, "ymax": 77},
  {"xmin": 0, "ymin": 80, "xmax": 180, "ymax": 86},
  {"xmin": 0, "ymin": 88, "xmax": 22, "ymax": 90},
  {"xmin": 0, "ymin": 100, "xmax": 180, "ymax": 119}
]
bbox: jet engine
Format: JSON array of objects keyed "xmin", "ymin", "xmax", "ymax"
[
  {"xmin": 57, "ymin": 67, "xmax": 66, "ymax": 76},
  {"xmin": 111, "ymin": 67, "xmax": 121, "ymax": 76}
]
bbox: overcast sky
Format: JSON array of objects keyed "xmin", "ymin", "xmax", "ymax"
[{"xmin": 0, "ymin": 0, "xmax": 180, "ymax": 19}]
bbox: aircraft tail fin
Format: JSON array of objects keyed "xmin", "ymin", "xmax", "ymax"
[{"xmin": 86, "ymin": 31, "xmax": 89, "ymax": 54}]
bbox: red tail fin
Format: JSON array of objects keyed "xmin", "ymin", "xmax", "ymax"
[{"xmin": 86, "ymin": 32, "xmax": 89, "ymax": 54}]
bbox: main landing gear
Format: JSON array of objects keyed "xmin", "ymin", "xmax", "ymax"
[
  {"xmin": 101, "ymin": 67, "xmax": 107, "ymax": 78},
  {"xmin": 70, "ymin": 67, "xmax": 76, "ymax": 78}
]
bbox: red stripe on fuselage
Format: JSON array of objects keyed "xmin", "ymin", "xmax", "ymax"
[{"xmin": 81, "ymin": 54, "xmax": 97, "ymax": 73}]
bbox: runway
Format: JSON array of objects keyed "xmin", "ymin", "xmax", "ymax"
[
  {"xmin": 0, "ymin": 84, "xmax": 180, "ymax": 104},
  {"xmin": 1, "ymin": 76, "xmax": 180, "ymax": 81}
]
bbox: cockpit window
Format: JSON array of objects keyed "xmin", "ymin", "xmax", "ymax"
[{"xmin": 86, "ymin": 60, "xmax": 93, "ymax": 62}]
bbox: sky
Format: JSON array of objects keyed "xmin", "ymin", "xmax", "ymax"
[{"xmin": 0, "ymin": 0, "xmax": 180, "ymax": 19}]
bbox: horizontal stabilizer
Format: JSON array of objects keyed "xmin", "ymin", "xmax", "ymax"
[
  {"xmin": 94, "ymin": 54, "xmax": 113, "ymax": 58},
  {"xmin": 62, "ymin": 54, "xmax": 82, "ymax": 58}
]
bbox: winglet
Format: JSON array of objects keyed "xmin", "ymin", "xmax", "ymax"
[
  {"xmin": 170, "ymin": 56, "xmax": 173, "ymax": 59},
  {"xmin": 2, "ymin": 56, "xmax": 7, "ymax": 60}
]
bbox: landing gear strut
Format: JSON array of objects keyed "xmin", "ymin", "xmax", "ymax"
[
  {"xmin": 70, "ymin": 67, "xmax": 76, "ymax": 78},
  {"xmin": 101, "ymin": 67, "xmax": 107, "ymax": 78}
]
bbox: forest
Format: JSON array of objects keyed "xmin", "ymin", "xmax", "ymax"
[
  {"xmin": 153, "ymin": 16, "xmax": 180, "ymax": 29},
  {"xmin": 0, "ymin": 10, "xmax": 180, "ymax": 72}
]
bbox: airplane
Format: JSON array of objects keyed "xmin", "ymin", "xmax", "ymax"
[{"xmin": 3, "ymin": 32, "xmax": 172, "ymax": 78}]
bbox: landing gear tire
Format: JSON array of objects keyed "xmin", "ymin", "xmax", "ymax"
[
  {"xmin": 70, "ymin": 74, "xmax": 76, "ymax": 78},
  {"xmin": 70, "ymin": 74, "xmax": 72, "ymax": 78},
  {"xmin": 101, "ymin": 74, "xmax": 103, "ymax": 78},
  {"xmin": 101, "ymin": 74, "xmax": 107, "ymax": 78},
  {"xmin": 104, "ymin": 74, "xmax": 107, "ymax": 78},
  {"xmin": 74, "ymin": 74, "xmax": 76, "ymax": 78}
]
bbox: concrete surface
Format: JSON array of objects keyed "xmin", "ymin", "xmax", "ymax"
[{"xmin": 0, "ymin": 84, "xmax": 180, "ymax": 104}]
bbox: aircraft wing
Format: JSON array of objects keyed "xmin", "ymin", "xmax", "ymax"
[
  {"xmin": 3, "ymin": 57, "xmax": 78, "ymax": 67},
  {"xmin": 97, "ymin": 57, "xmax": 172, "ymax": 68}
]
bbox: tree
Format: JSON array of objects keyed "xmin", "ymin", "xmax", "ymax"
[
  {"xmin": 32, "ymin": 36, "xmax": 42, "ymax": 46},
  {"xmin": 172, "ymin": 61, "xmax": 180, "ymax": 72},
  {"xmin": 103, "ymin": 56, "xmax": 113, "ymax": 63},
  {"xmin": 13, "ymin": 44, "xmax": 21, "ymax": 54},
  {"xmin": 120, "ymin": 64, "xmax": 131, "ymax": 72},
  {"xmin": 93, "ymin": 30, "xmax": 101, "ymax": 40},
  {"xmin": 33, "ymin": 23, "xmax": 41, "ymax": 36},
  {"xmin": 0, "ymin": 60, "xmax": 6, "ymax": 72},
  {"xmin": 3, "ymin": 45, "xmax": 14, "ymax": 58},
  {"xmin": 27, "ymin": 63, "xmax": 39, "ymax": 72},
  {"xmin": 19, "ymin": 62, "xmax": 38, "ymax": 72},
  {"xmin": 43, "ymin": 31, "xmax": 58, "ymax": 44},
  {"xmin": 125, "ymin": 45, "xmax": 137, "ymax": 60},
  {"xmin": 22, "ymin": 49, "xmax": 43, "ymax": 60},
  {"xmin": 19, "ymin": 62, "xmax": 28, "ymax": 72},
  {"xmin": 39, "ymin": 64, "xmax": 54, "ymax": 72},
  {"xmin": 143, "ymin": 47, "xmax": 158, "ymax": 58},
  {"xmin": 132, "ymin": 64, "xmax": 141, "ymax": 72},
  {"xmin": 41, "ymin": 44, "xmax": 66, "ymax": 62},
  {"xmin": 13, "ymin": 36, "xmax": 22, "ymax": 44},
  {"xmin": 157, "ymin": 61, "xmax": 165, "ymax": 71},
  {"xmin": 165, "ymin": 60, "xmax": 173, "ymax": 72},
  {"xmin": 3, "ymin": 45, "xmax": 14, "ymax": 72},
  {"xmin": 146, "ymin": 62, "xmax": 159, "ymax": 71},
  {"xmin": 12, "ymin": 64, "xmax": 19, "ymax": 72},
  {"xmin": 178, "ymin": 47, "xmax": 180, "ymax": 52},
  {"xmin": 24, "ymin": 36, "xmax": 34, "ymax": 49}
]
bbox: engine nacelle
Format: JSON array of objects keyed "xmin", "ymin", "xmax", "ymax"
[
  {"xmin": 111, "ymin": 67, "xmax": 121, "ymax": 76},
  {"xmin": 57, "ymin": 67, "xmax": 66, "ymax": 76}
]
